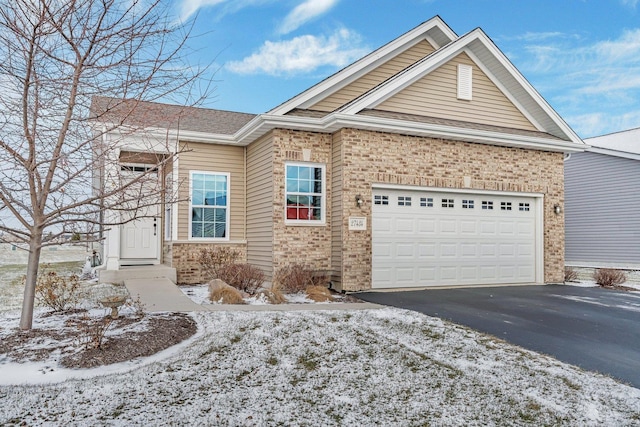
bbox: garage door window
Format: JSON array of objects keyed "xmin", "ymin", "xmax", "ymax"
[
  {"xmin": 285, "ymin": 163, "xmax": 325, "ymax": 224},
  {"xmin": 501, "ymin": 202, "xmax": 512, "ymax": 211},
  {"xmin": 374, "ymin": 195, "xmax": 389, "ymax": 205},
  {"xmin": 398, "ymin": 196, "xmax": 412, "ymax": 206},
  {"xmin": 482, "ymin": 201, "xmax": 493, "ymax": 210},
  {"xmin": 519, "ymin": 202, "xmax": 530, "ymax": 211},
  {"xmin": 462, "ymin": 199, "xmax": 475, "ymax": 209},
  {"xmin": 420, "ymin": 197, "xmax": 433, "ymax": 207},
  {"xmin": 442, "ymin": 198, "xmax": 454, "ymax": 208}
]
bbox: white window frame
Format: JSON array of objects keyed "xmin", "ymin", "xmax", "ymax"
[
  {"xmin": 189, "ymin": 171, "xmax": 230, "ymax": 241},
  {"xmin": 284, "ymin": 162, "xmax": 326, "ymax": 226}
]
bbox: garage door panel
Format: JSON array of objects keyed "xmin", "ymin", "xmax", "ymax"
[{"xmin": 372, "ymin": 188, "xmax": 539, "ymax": 288}]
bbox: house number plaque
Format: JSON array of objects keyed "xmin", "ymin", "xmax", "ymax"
[{"xmin": 348, "ymin": 217, "xmax": 367, "ymax": 231}]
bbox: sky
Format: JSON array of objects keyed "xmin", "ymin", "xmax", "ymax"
[{"xmin": 173, "ymin": 0, "xmax": 640, "ymax": 139}]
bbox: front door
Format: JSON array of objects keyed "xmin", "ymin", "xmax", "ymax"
[
  {"xmin": 121, "ymin": 216, "xmax": 158, "ymax": 260},
  {"xmin": 119, "ymin": 165, "xmax": 161, "ymax": 264}
]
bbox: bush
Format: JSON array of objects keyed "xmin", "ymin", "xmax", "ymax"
[
  {"xmin": 274, "ymin": 264, "xmax": 328, "ymax": 294},
  {"xmin": 564, "ymin": 267, "xmax": 578, "ymax": 282},
  {"xmin": 198, "ymin": 246, "xmax": 240, "ymax": 280},
  {"xmin": 217, "ymin": 263, "xmax": 265, "ymax": 295},
  {"xmin": 593, "ymin": 268, "xmax": 627, "ymax": 288},
  {"xmin": 209, "ymin": 282, "xmax": 245, "ymax": 304},
  {"xmin": 35, "ymin": 267, "xmax": 82, "ymax": 312}
]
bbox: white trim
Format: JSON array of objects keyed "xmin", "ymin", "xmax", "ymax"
[
  {"xmin": 284, "ymin": 161, "xmax": 327, "ymax": 226},
  {"xmin": 188, "ymin": 171, "xmax": 231, "ymax": 241},
  {"xmin": 587, "ymin": 146, "xmax": 640, "ymax": 161}
]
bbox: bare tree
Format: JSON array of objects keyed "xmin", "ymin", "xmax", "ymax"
[{"xmin": 0, "ymin": 0, "xmax": 210, "ymax": 329}]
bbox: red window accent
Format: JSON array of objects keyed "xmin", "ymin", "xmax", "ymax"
[{"xmin": 287, "ymin": 204, "xmax": 312, "ymax": 220}]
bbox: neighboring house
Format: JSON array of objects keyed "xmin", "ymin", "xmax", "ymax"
[
  {"xmin": 565, "ymin": 128, "xmax": 640, "ymax": 269},
  {"xmin": 92, "ymin": 16, "xmax": 585, "ymax": 291}
]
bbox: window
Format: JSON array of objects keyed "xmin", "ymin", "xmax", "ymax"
[
  {"xmin": 285, "ymin": 163, "xmax": 325, "ymax": 223},
  {"xmin": 519, "ymin": 202, "xmax": 530, "ymax": 211},
  {"xmin": 398, "ymin": 196, "xmax": 412, "ymax": 206},
  {"xmin": 420, "ymin": 197, "xmax": 433, "ymax": 207},
  {"xmin": 482, "ymin": 201, "xmax": 493, "ymax": 210},
  {"xmin": 462, "ymin": 199, "xmax": 474, "ymax": 209},
  {"xmin": 501, "ymin": 202, "xmax": 512, "ymax": 211},
  {"xmin": 190, "ymin": 172, "xmax": 229, "ymax": 239},
  {"xmin": 374, "ymin": 195, "xmax": 389, "ymax": 205},
  {"xmin": 442, "ymin": 198, "xmax": 454, "ymax": 208}
]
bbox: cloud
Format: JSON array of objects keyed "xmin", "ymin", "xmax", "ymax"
[
  {"xmin": 225, "ymin": 28, "xmax": 368, "ymax": 76},
  {"xmin": 512, "ymin": 27, "xmax": 640, "ymax": 136},
  {"xmin": 178, "ymin": 0, "xmax": 226, "ymax": 21},
  {"xmin": 278, "ymin": 0, "xmax": 339, "ymax": 35}
]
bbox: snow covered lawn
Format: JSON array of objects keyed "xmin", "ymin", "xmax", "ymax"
[{"xmin": 1, "ymin": 308, "xmax": 639, "ymax": 426}]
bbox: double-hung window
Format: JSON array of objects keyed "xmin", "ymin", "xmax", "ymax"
[
  {"xmin": 190, "ymin": 172, "xmax": 229, "ymax": 239},
  {"xmin": 285, "ymin": 163, "xmax": 325, "ymax": 224}
]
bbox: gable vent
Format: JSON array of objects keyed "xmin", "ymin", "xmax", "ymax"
[{"xmin": 457, "ymin": 64, "xmax": 473, "ymax": 100}]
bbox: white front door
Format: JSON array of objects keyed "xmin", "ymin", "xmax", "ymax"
[
  {"xmin": 372, "ymin": 188, "xmax": 541, "ymax": 289},
  {"xmin": 119, "ymin": 166, "xmax": 161, "ymax": 264},
  {"xmin": 121, "ymin": 216, "xmax": 158, "ymax": 260}
]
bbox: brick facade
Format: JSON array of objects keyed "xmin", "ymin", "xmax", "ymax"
[
  {"xmin": 167, "ymin": 242, "xmax": 247, "ymax": 285},
  {"xmin": 168, "ymin": 128, "xmax": 565, "ymax": 290}
]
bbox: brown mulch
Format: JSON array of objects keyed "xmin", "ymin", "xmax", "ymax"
[
  {"xmin": 599, "ymin": 284, "xmax": 639, "ymax": 292},
  {"xmin": 0, "ymin": 312, "xmax": 197, "ymax": 370}
]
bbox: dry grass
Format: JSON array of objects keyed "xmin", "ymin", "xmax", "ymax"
[
  {"xmin": 209, "ymin": 282, "xmax": 245, "ymax": 304},
  {"xmin": 305, "ymin": 285, "xmax": 333, "ymax": 302},
  {"xmin": 217, "ymin": 263, "xmax": 265, "ymax": 295}
]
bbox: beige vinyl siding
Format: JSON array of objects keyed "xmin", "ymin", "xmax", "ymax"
[
  {"xmin": 246, "ymin": 134, "xmax": 274, "ymax": 276},
  {"xmin": 378, "ymin": 52, "xmax": 538, "ymax": 131},
  {"xmin": 330, "ymin": 132, "xmax": 343, "ymax": 285},
  {"xmin": 311, "ymin": 40, "xmax": 436, "ymax": 112},
  {"xmin": 177, "ymin": 142, "xmax": 245, "ymax": 241}
]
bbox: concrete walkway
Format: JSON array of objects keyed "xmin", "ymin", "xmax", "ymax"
[{"xmin": 124, "ymin": 278, "xmax": 382, "ymax": 312}]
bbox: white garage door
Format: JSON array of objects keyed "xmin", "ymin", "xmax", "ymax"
[{"xmin": 372, "ymin": 188, "xmax": 539, "ymax": 288}]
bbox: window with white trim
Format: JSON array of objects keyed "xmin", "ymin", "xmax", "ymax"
[
  {"xmin": 501, "ymin": 202, "xmax": 512, "ymax": 211},
  {"xmin": 462, "ymin": 199, "xmax": 474, "ymax": 209},
  {"xmin": 285, "ymin": 163, "xmax": 325, "ymax": 223},
  {"xmin": 482, "ymin": 201, "xmax": 493, "ymax": 210},
  {"xmin": 442, "ymin": 198, "xmax": 454, "ymax": 208},
  {"xmin": 519, "ymin": 202, "xmax": 530, "ymax": 212},
  {"xmin": 190, "ymin": 172, "xmax": 229, "ymax": 239}
]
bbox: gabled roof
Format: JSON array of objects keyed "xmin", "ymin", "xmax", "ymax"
[{"xmin": 268, "ymin": 16, "xmax": 457, "ymax": 115}]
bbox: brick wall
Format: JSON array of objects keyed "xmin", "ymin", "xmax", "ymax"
[
  {"xmin": 270, "ymin": 129, "xmax": 333, "ymax": 275},
  {"xmin": 335, "ymin": 128, "xmax": 565, "ymax": 291},
  {"xmin": 169, "ymin": 242, "xmax": 247, "ymax": 285}
]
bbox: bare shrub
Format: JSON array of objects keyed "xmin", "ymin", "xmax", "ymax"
[
  {"xmin": 198, "ymin": 247, "xmax": 241, "ymax": 280},
  {"xmin": 564, "ymin": 267, "xmax": 579, "ymax": 282},
  {"xmin": 34, "ymin": 267, "xmax": 81, "ymax": 312},
  {"xmin": 123, "ymin": 295, "xmax": 146, "ymax": 319},
  {"xmin": 217, "ymin": 263, "xmax": 265, "ymax": 295},
  {"xmin": 274, "ymin": 264, "xmax": 329, "ymax": 294},
  {"xmin": 78, "ymin": 313, "xmax": 114, "ymax": 350},
  {"xmin": 593, "ymin": 269, "xmax": 627, "ymax": 288}
]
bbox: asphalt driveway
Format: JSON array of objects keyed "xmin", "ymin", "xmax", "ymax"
[{"xmin": 358, "ymin": 285, "xmax": 640, "ymax": 388}]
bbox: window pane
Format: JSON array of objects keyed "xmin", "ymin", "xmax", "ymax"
[
  {"xmin": 299, "ymin": 167, "xmax": 311, "ymax": 180},
  {"xmin": 298, "ymin": 179, "xmax": 310, "ymax": 193},
  {"xmin": 191, "ymin": 222, "xmax": 202, "ymax": 238},
  {"xmin": 287, "ymin": 165, "xmax": 298, "ymax": 179},
  {"xmin": 313, "ymin": 179, "xmax": 322, "ymax": 193},
  {"xmin": 192, "ymin": 207, "xmax": 203, "ymax": 221},
  {"xmin": 192, "ymin": 189, "xmax": 204, "ymax": 206}
]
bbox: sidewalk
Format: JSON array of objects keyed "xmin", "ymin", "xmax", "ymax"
[{"xmin": 124, "ymin": 278, "xmax": 383, "ymax": 313}]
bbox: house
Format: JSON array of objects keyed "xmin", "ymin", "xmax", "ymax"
[
  {"xmin": 92, "ymin": 16, "xmax": 585, "ymax": 291},
  {"xmin": 565, "ymin": 128, "xmax": 640, "ymax": 270}
]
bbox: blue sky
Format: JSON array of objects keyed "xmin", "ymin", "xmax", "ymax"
[{"xmin": 176, "ymin": 0, "xmax": 640, "ymax": 138}]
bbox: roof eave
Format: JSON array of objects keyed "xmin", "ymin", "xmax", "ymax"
[{"xmin": 234, "ymin": 113, "xmax": 587, "ymax": 153}]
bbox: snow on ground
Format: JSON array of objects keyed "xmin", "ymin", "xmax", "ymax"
[{"xmin": 1, "ymin": 308, "xmax": 640, "ymax": 426}]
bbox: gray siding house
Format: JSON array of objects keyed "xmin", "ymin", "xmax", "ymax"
[{"xmin": 565, "ymin": 128, "xmax": 640, "ymax": 269}]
